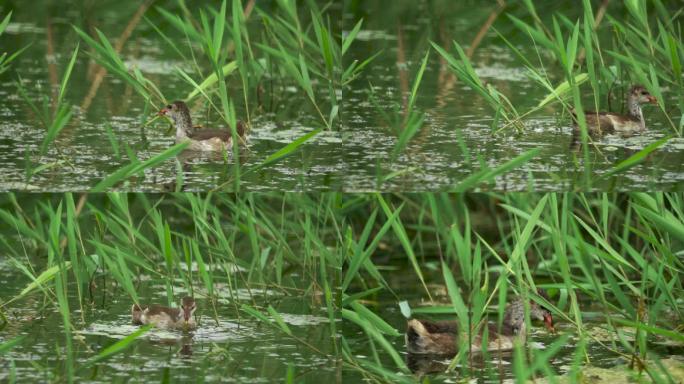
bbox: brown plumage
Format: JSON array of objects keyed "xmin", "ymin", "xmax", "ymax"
[
  {"xmin": 188, "ymin": 123, "xmax": 246, "ymax": 142},
  {"xmin": 130, "ymin": 296, "xmax": 197, "ymax": 330},
  {"xmin": 406, "ymin": 294, "xmax": 554, "ymax": 355},
  {"xmin": 571, "ymin": 85, "xmax": 657, "ymax": 141},
  {"xmin": 158, "ymin": 100, "xmax": 247, "ymax": 151}
]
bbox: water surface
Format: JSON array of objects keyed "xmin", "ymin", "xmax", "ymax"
[
  {"xmin": 342, "ymin": 262, "xmax": 684, "ymax": 383},
  {"xmin": 0, "ymin": 266, "xmax": 338, "ymax": 382},
  {"xmin": 0, "ymin": 1, "xmax": 342, "ymax": 192},
  {"xmin": 342, "ymin": 1, "xmax": 684, "ymax": 191}
]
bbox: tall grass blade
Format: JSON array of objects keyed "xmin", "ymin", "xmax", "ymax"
[
  {"xmin": 86, "ymin": 325, "xmax": 152, "ymax": 366},
  {"xmin": 92, "ymin": 142, "xmax": 189, "ymax": 191}
]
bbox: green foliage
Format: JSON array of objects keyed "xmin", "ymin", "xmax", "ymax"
[
  {"xmin": 0, "ymin": 193, "xmax": 342, "ymax": 381},
  {"xmin": 0, "ymin": 12, "xmax": 30, "ymax": 75},
  {"xmin": 342, "ymin": 193, "xmax": 684, "ymax": 381}
]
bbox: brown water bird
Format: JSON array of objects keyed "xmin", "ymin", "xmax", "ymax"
[
  {"xmin": 406, "ymin": 294, "xmax": 554, "ymax": 355},
  {"xmin": 131, "ymin": 296, "xmax": 197, "ymax": 330},
  {"xmin": 158, "ymin": 101, "xmax": 247, "ymax": 151},
  {"xmin": 571, "ymin": 85, "xmax": 657, "ymax": 139}
]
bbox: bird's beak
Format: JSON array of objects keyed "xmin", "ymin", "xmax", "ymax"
[
  {"xmin": 543, "ymin": 313, "xmax": 555, "ymax": 333},
  {"xmin": 647, "ymin": 95, "xmax": 658, "ymax": 105},
  {"xmin": 158, "ymin": 108, "xmax": 168, "ymax": 116},
  {"xmin": 183, "ymin": 308, "xmax": 192, "ymax": 322}
]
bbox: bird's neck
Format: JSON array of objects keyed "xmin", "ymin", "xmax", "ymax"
[
  {"xmin": 503, "ymin": 300, "xmax": 526, "ymax": 336},
  {"xmin": 628, "ymin": 96, "xmax": 645, "ymax": 129},
  {"xmin": 174, "ymin": 113, "xmax": 194, "ymax": 140}
]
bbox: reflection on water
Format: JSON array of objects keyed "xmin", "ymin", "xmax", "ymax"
[
  {"xmin": 0, "ymin": 1, "xmax": 342, "ymax": 192},
  {"xmin": 342, "ymin": 262, "xmax": 684, "ymax": 383},
  {"xmin": 1, "ymin": 290, "xmax": 337, "ymax": 382},
  {"xmin": 0, "ymin": 195, "xmax": 340, "ymax": 383},
  {"xmin": 342, "ymin": 1, "xmax": 684, "ymax": 191}
]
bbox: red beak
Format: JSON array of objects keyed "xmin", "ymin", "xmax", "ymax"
[
  {"xmin": 543, "ymin": 313, "xmax": 555, "ymax": 333},
  {"xmin": 647, "ymin": 95, "xmax": 658, "ymax": 105},
  {"xmin": 158, "ymin": 108, "xmax": 168, "ymax": 116}
]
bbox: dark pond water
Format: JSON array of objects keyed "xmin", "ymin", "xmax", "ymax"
[
  {"xmin": 3, "ymin": 1, "xmax": 684, "ymax": 192},
  {"xmin": 0, "ymin": 1, "xmax": 342, "ymax": 192},
  {"xmin": 342, "ymin": 1, "xmax": 684, "ymax": 191},
  {"xmin": 342, "ymin": 262, "xmax": 684, "ymax": 383},
  {"xmin": 0, "ymin": 258, "xmax": 339, "ymax": 382}
]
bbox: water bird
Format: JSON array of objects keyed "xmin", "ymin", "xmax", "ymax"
[
  {"xmin": 571, "ymin": 85, "xmax": 657, "ymax": 139},
  {"xmin": 158, "ymin": 101, "xmax": 247, "ymax": 151},
  {"xmin": 406, "ymin": 293, "xmax": 554, "ymax": 355},
  {"xmin": 131, "ymin": 296, "xmax": 197, "ymax": 330}
]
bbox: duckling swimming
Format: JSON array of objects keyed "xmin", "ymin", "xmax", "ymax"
[
  {"xmin": 406, "ymin": 294, "xmax": 554, "ymax": 355},
  {"xmin": 131, "ymin": 296, "xmax": 197, "ymax": 330}
]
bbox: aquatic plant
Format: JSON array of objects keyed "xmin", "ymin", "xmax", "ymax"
[
  {"xmin": 345, "ymin": 0, "xmax": 683, "ymax": 191},
  {"xmin": 0, "ymin": 193, "xmax": 341, "ymax": 381},
  {"xmin": 342, "ymin": 193, "xmax": 684, "ymax": 382},
  {"xmin": 0, "ymin": 12, "xmax": 29, "ymax": 76},
  {"xmin": 15, "ymin": 45, "xmax": 79, "ymax": 184},
  {"xmin": 91, "ymin": 0, "xmax": 342, "ymax": 189},
  {"xmin": 429, "ymin": 0, "xmax": 682, "ymax": 187}
]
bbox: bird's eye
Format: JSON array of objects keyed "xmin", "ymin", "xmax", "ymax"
[
  {"xmin": 641, "ymin": 91, "xmax": 648, "ymax": 95},
  {"xmin": 166, "ymin": 104, "xmax": 172, "ymax": 109}
]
